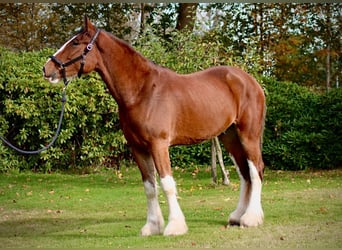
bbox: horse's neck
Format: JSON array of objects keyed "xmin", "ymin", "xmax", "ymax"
[{"xmin": 96, "ymin": 32, "xmax": 153, "ymax": 108}]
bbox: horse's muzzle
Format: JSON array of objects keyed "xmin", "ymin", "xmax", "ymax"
[
  {"xmin": 43, "ymin": 66, "xmax": 60, "ymax": 84},
  {"xmin": 43, "ymin": 59, "xmax": 61, "ymax": 84}
]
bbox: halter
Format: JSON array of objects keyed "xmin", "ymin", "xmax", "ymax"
[{"xmin": 49, "ymin": 29, "xmax": 101, "ymax": 83}]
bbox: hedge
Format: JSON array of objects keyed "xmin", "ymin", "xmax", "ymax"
[
  {"xmin": 263, "ymin": 78, "xmax": 342, "ymax": 170},
  {"xmin": 0, "ymin": 47, "xmax": 127, "ymax": 172},
  {"xmin": 0, "ymin": 37, "xmax": 341, "ymax": 172}
]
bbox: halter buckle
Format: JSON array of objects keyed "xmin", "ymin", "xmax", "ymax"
[{"xmin": 86, "ymin": 44, "xmax": 93, "ymax": 51}]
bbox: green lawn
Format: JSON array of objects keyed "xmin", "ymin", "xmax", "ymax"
[{"xmin": 0, "ymin": 166, "xmax": 341, "ymax": 248}]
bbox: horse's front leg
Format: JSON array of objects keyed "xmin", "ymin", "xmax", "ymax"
[
  {"xmin": 132, "ymin": 148, "xmax": 164, "ymax": 236},
  {"xmin": 151, "ymin": 142, "xmax": 188, "ymax": 236}
]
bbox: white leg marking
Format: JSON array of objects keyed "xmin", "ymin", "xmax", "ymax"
[
  {"xmin": 160, "ymin": 175, "xmax": 188, "ymax": 236},
  {"xmin": 240, "ymin": 160, "xmax": 264, "ymax": 227},
  {"xmin": 141, "ymin": 181, "xmax": 164, "ymax": 236},
  {"xmin": 228, "ymin": 158, "xmax": 248, "ymax": 225}
]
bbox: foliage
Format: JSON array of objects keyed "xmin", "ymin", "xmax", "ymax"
[
  {"xmin": 1, "ymin": 3, "xmax": 340, "ymax": 89},
  {"xmin": 263, "ymin": 78, "xmax": 342, "ymax": 169},
  {"xmin": 202, "ymin": 3, "xmax": 341, "ymax": 88},
  {"xmin": 0, "ymin": 26, "xmax": 341, "ymax": 172},
  {"xmin": 136, "ymin": 29, "xmax": 263, "ymax": 77},
  {"xmin": 0, "ymin": 47, "xmax": 129, "ymax": 172}
]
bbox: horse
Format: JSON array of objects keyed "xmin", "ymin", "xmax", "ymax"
[{"xmin": 43, "ymin": 16, "xmax": 266, "ymax": 236}]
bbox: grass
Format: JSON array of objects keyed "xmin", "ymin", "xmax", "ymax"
[{"xmin": 0, "ymin": 166, "xmax": 341, "ymax": 248}]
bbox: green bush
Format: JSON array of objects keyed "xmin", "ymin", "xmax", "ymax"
[
  {"xmin": 0, "ymin": 47, "xmax": 128, "ymax": 172},
  {"xmin": 263, "ymin": 78, "xmax": 342, "ymax": 169},
  {"xmin": 0, "ymin": 29, "xmax": 341, "ymax": 172}
]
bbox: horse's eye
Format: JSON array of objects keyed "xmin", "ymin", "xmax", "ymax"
[{"xmin": 72, "ymin": 40, "xmax": 80, "ymax": 46}]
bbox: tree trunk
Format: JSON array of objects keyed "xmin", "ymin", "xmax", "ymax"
[
  {"xmin": 140, "ymin": 3, "xmax": 145, "ymax": 33},
  {"xmin": 211, "ymin": 137, "xmax": 230, "ymax": 186},
  {"xmin": 211, "ymin": 138, "xmax": 218, "ymax": 184},
  {"xmin": 176, "ymin": 3, "xmax": 198, "ymax": 31},
  {"xmin": 325, "ymin": 3, "xmax": 331, "ymax": 91}
]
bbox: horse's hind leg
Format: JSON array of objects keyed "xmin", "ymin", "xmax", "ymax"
[
  {"xmin": 132, "ymin": 147, "xmax": 165, "ymax": 236},
  {"xmin": 219, "ymin": 125, "xmax": 250, "ymax": 225},
  {"xmin": 237, "ymin": 122, "xmax": 264, "ymax": 227},
  {"xmin": 219, "ymin": 124, "xmax": 264, "ymax": 227}
]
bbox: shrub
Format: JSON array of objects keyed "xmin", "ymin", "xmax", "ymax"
[
  {"xmin": 263, "ymin": 78, "xmax": 342, "ymax": 169},
  {"xmin": 0, "ymin": 47, "xmax": 128, "ymax": 172}
]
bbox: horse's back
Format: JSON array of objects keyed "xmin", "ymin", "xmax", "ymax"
[
  {"xmin": 193, "ymin": 66, "xmax": 262, "ymax": 95},
  {"xmin": 174, "ymin": 65, "xmax": 264, "ymax": 115}
]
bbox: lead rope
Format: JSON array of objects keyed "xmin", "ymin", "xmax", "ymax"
[{"xmin": 0, "ymin": 82, "xmax": 68, "ymax": 155}]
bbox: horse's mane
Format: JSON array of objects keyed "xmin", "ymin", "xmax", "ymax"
[
  {"xmin": 105, "ymin": 32, "xmax": 145, "ymax": 60},
  {"xmin": 104, "ymin": 31, "xmax": 166, "ymax": 71}
]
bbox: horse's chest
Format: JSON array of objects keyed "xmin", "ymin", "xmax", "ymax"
[{"xmin": 119, "ymin": 108, "xmax": 169, "ymax": 147}]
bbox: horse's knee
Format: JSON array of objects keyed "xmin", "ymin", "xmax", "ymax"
[
  {"xmin": 160, "ymin": 175, "xmax": 176, "ymax": 195},
  {"xmin": 144, "ymin": 180, "xmax": 157, "ymax": 197}
]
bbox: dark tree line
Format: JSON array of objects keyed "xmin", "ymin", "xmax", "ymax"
[{"xmin": 0, "ymin": 3, "xmax": 340, "ymax": 89}]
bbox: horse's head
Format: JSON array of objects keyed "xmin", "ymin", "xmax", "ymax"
[{"xmin": 43, "ymin": 16, "xmax": 100, "ymax": 84}]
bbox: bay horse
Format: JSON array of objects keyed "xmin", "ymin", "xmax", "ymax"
[{"xmin": 43, "ymin": 16, "xmax": 266, "ymax": 236}]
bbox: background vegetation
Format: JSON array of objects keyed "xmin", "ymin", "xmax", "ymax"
[
  {"xmin": 1, "ymin": 3, "xmax": 341, "ymax": 89},
  {"xmin": 0, "ymin": 3, "xmax": 341, "ymax": 172},
  {"xmin": 0, "ymin": 32, "xmax": 341, "ymax": 172}
]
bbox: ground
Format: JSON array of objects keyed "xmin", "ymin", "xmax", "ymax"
[{"xmin": 0, "ymin": 166, "xmax": 341, "ymax": 248}]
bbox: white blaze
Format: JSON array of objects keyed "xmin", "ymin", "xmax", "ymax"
[{"xmin": 53, "ymin": 35, "xmax": 77, "ymax": 57}]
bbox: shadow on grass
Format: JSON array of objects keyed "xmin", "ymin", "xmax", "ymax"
[{"xmin": 0, "ymin": 216, "xmax": 141, "ymax": 238}]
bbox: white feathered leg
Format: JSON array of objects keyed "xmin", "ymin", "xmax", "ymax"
[
  {"xmin": 228, "ymin": 164, "xmax": 249, "ymax": 225},
  {"xmin": 141, "ymin": 181, "xmax": 165, "ymax": 236},
  {"xmin": 240, "ymin": 160, "xmax": 264, "ymax": 227},
  {"xmin": 160, "ymin": 175, "xmax": 188, "ymax": 236}
]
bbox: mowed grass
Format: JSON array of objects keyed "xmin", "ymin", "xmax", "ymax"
[{"xmin": 0, "ymin": 166, "xmax": 341, "ymax": 248}]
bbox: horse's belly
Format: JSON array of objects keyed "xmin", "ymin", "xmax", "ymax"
[{"xmin": 170, "ymin": 98, "xmax": 235, "ymax": 145}]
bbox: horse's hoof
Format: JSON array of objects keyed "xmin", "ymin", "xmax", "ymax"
[
  {"xmin": 239, "ymin": 211, "xmax": 264, "ymax": 227},
  {"xmin": 163, "ymin": 220, "xmax": 188, "ymax": 236},
  {"xmin": 140, "ymin": 222, "xmax": 164, "ymax": 236},
  {"xmin": 228, "ymin": 209, "xmax": 244, "ymax": 226},
  {"xmin": 228, "ymin": 218, "xmax": 241, "ymax": 226}
]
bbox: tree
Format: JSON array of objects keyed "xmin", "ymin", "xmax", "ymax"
[
  {"xmin": 203, "ymin": 3, "xmax": 341, "ymax": 89},
  {"xmin": 51, "ymin": 3, "xmax": 137, "ymax": 42},
  {"xmin": 309, "ymin": 3, "xmax": 341, "ymax": 90},
  {"xmin": 176, "ymin": 3, "xmax": 198, "ymax": 31},
  {"xmin": 0, "ymin": 3, "xmax": 139, "ymax": 51},
  {"xmin": 0, "ymin": 3, "xmax": 59, "ymax": 51},
  {"xmin": 0, "ymin": 3, "xmax": 340, "ymax": 89},
  {"xmin": 138, "ymin": 3, "xmax": 198, "ymax": 41}
]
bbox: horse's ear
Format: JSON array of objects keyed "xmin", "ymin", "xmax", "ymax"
[{"xmin": 84, "ymin": 15, "xmax": 96, "ymax": 32}]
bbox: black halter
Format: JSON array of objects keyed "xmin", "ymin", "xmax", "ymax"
[{"xmin": 49, "ymin": 29, "xmax": 101, "ymax": 83}]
